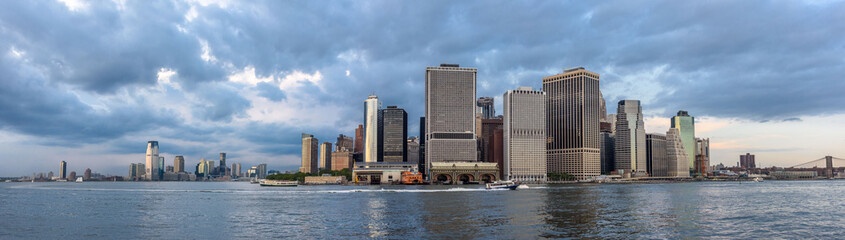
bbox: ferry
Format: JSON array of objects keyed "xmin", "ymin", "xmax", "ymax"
[
  {"xmin": 75, "ymin": 177, "xmax": 83, "ymax": 183},
  {"xmin": 485, "ymin": 180, "xmax": 520, "ymax": 190},
  {"xmin": 259, "ymin": 179, "xmax": 298, "ymax": 187}
]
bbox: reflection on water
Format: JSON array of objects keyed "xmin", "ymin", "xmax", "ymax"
[{"xmin": 2, "ymin": 181, "xmax": 845, "ymax": 238}]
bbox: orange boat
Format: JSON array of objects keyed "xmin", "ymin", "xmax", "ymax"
[{"xmin": 401, "ymin": 171, "xmax": 423, "ymax": 184}]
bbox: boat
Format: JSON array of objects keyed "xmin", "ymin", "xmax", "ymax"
[
  {"xmin": 250, "ymin": 178, "xmax": 259, "ymax": 184},
  {"xmin": 259, "ymin": 179, "xmax": 298, "ymax": 187},
  {"xmin": 752, "ymin": 177, "xmax": 763, "ymax": 182},
  {"xmin": 75, "ymin": 177, "xmax": 83, "ymax": 183},
  {"xmin": 485, "ymin": 180, "xmax": 520, "ymax": 190}
]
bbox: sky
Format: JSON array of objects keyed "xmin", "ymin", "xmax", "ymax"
[{"xmin": 1, "ymin": 0, "xmax": 844, "ymax": 176}]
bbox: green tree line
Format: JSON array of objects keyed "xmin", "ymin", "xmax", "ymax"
[
  {"xmin": 266, "ymin": 168, "xmax": 352, "ymax": 182},
  {"xmin": 547, "ymin": 172, "xmax": 575, "ymax": 181}
]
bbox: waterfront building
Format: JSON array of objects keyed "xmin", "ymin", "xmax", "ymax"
[
  {"xmin": 218, "ymin": 153, "xmax": 228, "ymax": 176},
  {"xmin": 695, "ymin": 138, "xmax": 711, "ymax": 175},
  {"xmin": 407, "ymin": 138, "xmax": 420, "ymax": 164},
  {"xmin": 67, "ymin": 171, "xmax": 76, "ymax": 181},
  {"xmin": 382, "ymin": 106, "xmax": 408, "ymax": 162},
  {"xmin": 615, "ymin": 100, "xmax": 647, "ymax": 174},
  {"xmin": 83, "ymin": 168, "xmax": 92, "ymax": 180},
  {"xmin": 331, "ymin": 150, "xmax": 353, "ymax": 171},
  {"xmin": 477, "ymin": 97, "xmax": 495, "ymax": 119},
  {"xmin": 429, "ymin": 162, "xmax": 499, "ymax": 184},
  {"xmin": 543, "ymin": 67, "xmax": 601, "ymax": 180},
  {"xmin": 257, "ymin": 164, "xmax": 267, "ymax": 179},
  {"xmin": 425, "ymin": 64, "xmax": 478, "ymax": 178},
  {"xmin": 60, "ymin": 161, "xmax": 67, "ymax": 180},
  {"xmin": 671, "ymin": 110, "xmax": 696, "ymax": 171},
  {"xmin": 158, "ymin": 156, "xmax": 165, "ymax": 178},
  {"xmin": 145, "ymin": 141, "xmax": 160, "ymax": 181},
  {"xmin": 740, "ymin": 153, "xmax": 756, "ymax": 169},
  {"xmin": 646, "ymin": 133, "xmax": 668, "ymax": 177},
  {"xmin": 666, "ymin": 128, "xmax": 690, "ymax": 177},
  {"xmin": 353, "ymin": 162, "xmax": 419, "ymax": 184},
  {"xmin": 320, "ymin": 142, "xmax": 332, "ymax": 170},
  {"xmin": 503, "ymin": 87, "xmax": 547, "ymax": 182},
  {"xmin": 165, "ymin": 165, "xmax": 174, "ymax": 172},
  {"xmin": 354, "ymin": 125, "xmax": 364, "ymax": 153},
  {"xmin": 174, "ymin": 156, "xmax": 185, "ymax": 173},
  {"xmin": 232, "ymin": 163, "xmax": 241, "ymax": 177},
  {"xmin": 129, "ymin": 163, "xmax": 137, "ymax": 179},
  {"xmin": 300, "ymin": 133, "xmax": 319, "ymax": 174},
  {"xmin": 336, "ymin": 134, "xmax": 354, "ymax": 152},
  {"xmin": 135, "ymin": 163, "xmax": 145, "ymax": 180},
  {"xmin": 364, "ymin": 95, "xmax": 382, "ymax": 163},
  {"xmin": 600, "ymin": 128, "xmax": 615, "ymax": 174}
]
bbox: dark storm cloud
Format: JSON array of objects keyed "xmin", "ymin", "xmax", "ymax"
[{"xmin": 1, "ymin": 0, "xmax": 844, "ymax": 174}]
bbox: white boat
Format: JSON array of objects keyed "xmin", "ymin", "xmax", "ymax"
[
  {"xmin": 752, "ymin": 177, "xmax": 763, "ymax": 182},
  {"xmin": 259, "ymin": 179, "xmax": 298, "ymax": 187},
  {"xmin": 486, "ymin": 180, "xmax": 520, "ymax": 190},
  {"xmin": 75, "ymin": 177, "xmax": 83, "ymax": 183}
]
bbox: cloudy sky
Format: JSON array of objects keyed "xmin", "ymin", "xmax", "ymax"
[{"xmin": 1, "ymin": 0, "xmax": 844, "ymax": 176}]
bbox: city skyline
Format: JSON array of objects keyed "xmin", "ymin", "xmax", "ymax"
[{"xmin": 2, "ymin": 1, "xmax": 845, "ymax": 176}]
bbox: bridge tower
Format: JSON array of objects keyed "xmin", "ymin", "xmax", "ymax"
[{"xmin": 825, "ymin": 156, "xmax": 834, "ymax": 179}]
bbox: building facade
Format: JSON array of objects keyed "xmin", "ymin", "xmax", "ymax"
[
  {"xmin": 740, "ymin": 153, "xmax": 756, "ymax": 169},
  {"xmin": 503, "ymin": 87, "xmax": 547, "ymax": 182},
  {"xmin": 543, "ymin": 67, "xmax": 601, "ymax": 180},
  {"xmin": 336, "ymin": 134, "xmax": 354, "ymax": 152},
  {"xmin": 646, "ymin": 133, "xmax": 668, "ymax": 177},
  {"xmin": 695, "ymin": 138, "xmax": 710, "ymax": 175},
  {"xmin": 331, "ymin": 151, "xmax": 353, "ymax": 171},
  {"xmin": 615, "ymin": 100, "xmax": 647, "ymax": 173},
  {"xmin": 382, "ymin": 106, "xmax": 408, "ymax": 162},
  {"xmin": 407, "ymin": 138, "xmax": 420, "ymax": 164},
  {"xmin": 354, "ymin": 125, "xmax": 364, "ymax": 153},
  {"xmin": 666, "ymin": 128, "xmax": 690, "ymax": 177},
  {"xmin": 364, "ymin": 95, "xmax": 382, "ymax": 163},
  {"xmin": 145, "ymin": 141, "xmax": 160, "ymax": 181},
  {"xmin": 600, "ymin": 126, "xmax": 615, "ymax": 174},
  {"xmin": 60, "ymin": 161, "xmax": 67, "ymax": 180},
  {"xmin": 174, "ymin": 156, "xmax": 185, "ymax": 173},
  {"xmin": 671, "ymin": 110, "xmax": 696, "ymax": 171},
  {"xmin": 320, "ymin": 142, "xmax": 332, "ymax": 170},
  {"xmin": 425, "ymin": 64, "xmax": 478, "ymax": 178},
  {"xmin": 300, "ymin": 133, "xmax": 319, "ymax": 174}
]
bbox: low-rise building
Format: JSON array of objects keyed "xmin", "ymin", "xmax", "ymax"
[
  {"xmin": 304, "ymin": 176, "xmax": 346, "ymax": 185},
  {"xmin": 429, "ymin": 162, "xmax": 498, "ymax": 184},
  {"xmin": 353, "ymin": 162, "xmax": 418, "ymax": 184}
]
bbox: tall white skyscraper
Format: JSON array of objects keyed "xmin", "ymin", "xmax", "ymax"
[
  {"xmin": 615, "ymin": 100, "xmax": 647, "ymax": 173},
  {"xmin": 145, "ymin": 141, "xmax": 159, "ymax": 181},
  {"xmin": 364, "ymin": 95, "xmax": 382, "ymax": 163},
  {"xmin": 425, "ymin": 64, "xmax": 478, "ymax": 177},
  {"xmin": 503, "ymin": 87, "xmax": 547, "ymax": 182}
]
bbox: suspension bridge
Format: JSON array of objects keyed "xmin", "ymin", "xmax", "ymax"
[{"xmin": 789, "ymin": 156, "xmax": 844, "ymax": 179}]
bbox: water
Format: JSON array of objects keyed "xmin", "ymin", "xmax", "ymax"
[{"xmin": 2, "ymin": 181, "xmax": 843, "ymax": 239}]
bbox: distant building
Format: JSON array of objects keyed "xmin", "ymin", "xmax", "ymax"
[
  {"xmin": 336, "ymin": 134, "xmax": 354, "ymax": 152},
  {"xmin": 158, "ymin": 156, "xmax": 165, "ymax": 178},
  {"xmin": 740, "ymin": 153, "xmax": 755, "ymax": 169},
  {"xmin": 67, "ymin": 171, "xmax": 77, "ymax": 181},
  {"xmin": 418, "ymin": 117, "xmax": 426, "ymax": 177},
  {"xmin": 135, "ymin": 163, "xmax": 145, "ymax": 180},
  {"xmin": 600, "ymin": 128, "xmax": 615, "ymax": 174},
  {"xmin": 300, "ymin": 133, "xmax": 319, "ymax": 174},
  {"xmin": 232, "ymin": 163, "xmax": 241, "ymax": 178},
  {"xmin": 353, "ymin": 162, "xmax": 419, "ymax": 184},
  {"xmin": 60, "ymin": 161, "xmax": 67, "ymax": 180},
  {"xmin": 666, "ymin": 128, "xmax": 689, "ymax": 177},
  {"xmin": 129, "ymin": 163, "xmax": 138, "ymax": 179},
  {"xmin": 320, "ymin": 142, "xmax": 332, "ymax": 170},
  {"xmin": 354, "ymin": 124, "xmax": 364, "ymax": 153},
  {"xmin": 493, "ymin": 129, "xmax": 504, "ymax": 179},
  {"xmin": 382, "ymin": 106, "xmax": 408, "ymax": 162},
  {"xmin": 599, "ymin": 91, "xmax": 607, "ymax": 122},
  {"xmin": 671, "ymin": 111, "xmax": 696, "ymax": 171},
  {"xmin": 83, "ymin": 168, "xmax": 92, "ymax": 180},
  {"xmin": 364, "ymin": 95, "xmax": 382, "ymax": 163},
  {"xmin": 407, "ymin": 138, "xmax": 420, "ymax": 164},
  {"xmin": 165, "ymin": 165, "xmax": 174, "ymax": 173},
  {"xmin": 503, "ymin": 87, "xmax": 547, "ymax": 182},
  {"xmin": 425, "ymin": 64, "xmax": 478, "ymax": 178},
  {"xmin": 218, "ymin": 153, "xmax": 228, "ymax": 176},
  {"xmin": 174, "ymin": 156, "xmax": 185, "ymax": 173},
  {"xmin": 429, "ymin": 162, "xmax": 498, "ymax": 184},
  {"xmin": 695, "ymin": 138, "xmax": 710, "ymax": 175},
  {"xmin": 145, "ymin": 141, "xmax": 160, "ymax": 181},
  {"xmin": 615, "ymin": 100, "xmax": 647, "ymax": 173},
  {"xmin": 646, "ymin": 133, "xmax": 668, "ymax": 177},
  {"xmin": 257, "ymin": 164, "xmax": 267, "ymax": 179},
  {"xmin": 477, "ymin": 97, "xmax": 495, "ymax": 119},
  {"xmin": 331, "ymin": 151, "xmax": 353, "ymax": 171},
  {"xmin": 544, "ymin": 67, "xmax": 601, "ymax": 180},
  {"xmin": 480, "ymin": 119, "xmax": 503, "ymax": 163},
  {"xmin": 606, "ymin": 113, "xmax": 617, "ymax": 133}
]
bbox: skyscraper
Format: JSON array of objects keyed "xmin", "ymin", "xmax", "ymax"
[
  {"xmin": 83, "ymin": 168, "xmax": 91, "ymax": 180},
  {"xmin": 606, "ymin": 113, "xmax": 617, "ymax": 133},
  {"xmin": 158, "ymin": 156, "xmax": 165, "ymax": 179},
  {"xmin": 174, "ymin": 156, "xmax": 185, "ymax": 173},
  {"xmin": 364, "ymin": 95, "xmax": 382, "ymax": 163},
  {"xmin": 407, "ymin": 138, "xmax": 420, "ymax": 164},
  {"xmin": 257, "ymin": 163, "xmax": 267, "ymax": 179},
  {"xmin": 219, "ymin": 153, "xmax": 227, "ymax": 170},
  {"xmin": 543, "ymin": 67, "xmax": 601, "ymax": 180},
  {"xmin": 599, "ymin": 90, "xmax": 607, "ymax": 122},
  {"xmin": 425, "ymin": 64, "xmax": 478, "ymax": 177},
  {"xmin": 354, "ymin": 125, "xmax": 364, "ymax": 153},
  {"xmin": 232, "ymin": 163, "xmax": 241, "ymax": 177},
  {"xmin": 320, "ymin": 142, "xmax": 332, "ymax": 170},
  {"xmin": 60, "ymin": 161, "xmax": 67, "ymax": 180},
  {"xmin": 615, "ymin": 100, "xmax": 647, "ymax": 174},
  {"xmin": 336, "ymin": 134, "xmax": 354, "ymax": 152},
  {"xmin": 600, "ymin": 127, "xmax": 615, "ymax": 174},
  {"xmin": 477, "ymin": 97, "xmax": 495, "ymax": 119},
  {"xmin": 666, "ymin": 128, "xmax": 689, "ymax": 177},
  {"xmin": 671, "ymin": 111, "xmax": 696, "ymax": 171},
  {"xmin": 503, "ymin": 87, "xmax": 547, "ymax": 182},
  {"xmin": 382, "ymin": 106, "xmax": 408, "ymax": 162},
  {"xmin": 145, "ymin": 141, "xmax": 160, "ymax": 181},
  {"xmin": 646, "ymin": 133, "xmax": 668, "ymax": 177},
  {"xmin": 419, "ymin": 117, "xmax": 426, "ymax": 176},
  {"xmin": 480, "ymin": 119, "xmax": 503, "ymax": 163},
  {"xmin": 300, "ymin": 133, "xmax": 319, "ymax": 174},
  {"xmin": 695, "ymin": 138, "xmax": 710, "ymax": 175},
  {"xmin": 129, "ymin": 163, "xmax": 137, "ymax": 179}
]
